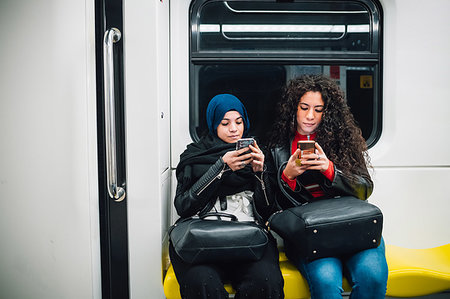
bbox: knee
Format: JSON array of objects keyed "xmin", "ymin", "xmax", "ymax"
[
  {"xmin": 348, "ymin": 247, "xmax": 388, "ymax": 293},
  {"xmin": 351, "ymin": 264, "xmax": 388, "ymax": 293},
  {"xmin": 236, "ymin": 271, "xmax": 284, "ymax": 299},
  {"xmin": 302, "ymin": 261, "xmax": 344, "ymax": 298},
  {"xmin": 178, "ymin": 266, "xmax": 228, "ymax": 299},
  {"xmin": 309, "ymin": 262, "xmax": 342, "ymax": 288},
  {"xmin": 310, "ymin": 272, "xmax": 343, "ymax": 295},
  {"xmin": 353, "ymin": 269, "xmax": 388, "ymax": 291}
]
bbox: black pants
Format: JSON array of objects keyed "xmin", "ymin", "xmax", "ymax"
[{"xmin": 169, "ymin": 238, "xmax": 284, "ymax": 299}]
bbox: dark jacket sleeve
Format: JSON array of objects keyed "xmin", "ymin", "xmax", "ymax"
[
  {"xmin": 321, "ymin": 165, "xmax": 373, "ymax": 200},
  {"xmin": 174, "ymin": 158, "xmax": 229, "ymax": 218},
  {"xmin": 267, "ymin": 147, "xmax": 311, "ymax": 208}
]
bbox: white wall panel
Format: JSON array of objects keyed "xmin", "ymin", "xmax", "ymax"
[
  {"xmin": 369, "ymin": 0, "xmax": 450, "ymax": 250},
  {"xmin": 124, "ymin": 0, "xmax": 168, "ymax": 297},
  {"xmin": 371, "ymin": 0, "xmax": 450, "ymax": 167},
  {"xmin": 170, "ymin": 0, "xmax": 192, "ymax": 169},
  {"xmin": 370, "ymin": 167, "xmax": 450, "ymax": 248},
  {"xmin": 158, "ymin": 0, "xmax": 171, "ymax": 175}
]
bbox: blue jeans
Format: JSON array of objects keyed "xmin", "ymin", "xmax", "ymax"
[{"xmin": 297, "ymin": 239, "xmax": 388, "ymax": 299}]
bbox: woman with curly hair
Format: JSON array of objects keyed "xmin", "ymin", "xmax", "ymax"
[{"xmin": 268, "ymin": 75, "xmax": 388, "ymax": 299}]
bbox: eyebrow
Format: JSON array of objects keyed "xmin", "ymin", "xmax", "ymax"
[
  {"xmin": 299, "ymin": 102, "xmax": 324, "ymax": 108},
  {"xmin": 222, "ymin": 116, "xmax": 243, "ymax": 121}
]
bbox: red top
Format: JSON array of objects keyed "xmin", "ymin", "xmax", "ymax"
[{"xmin": 281, "ymin": 132, "xmax": 335, "ymax": 197}]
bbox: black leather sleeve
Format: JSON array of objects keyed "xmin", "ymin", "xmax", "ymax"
[
  {"xmin": 279, "ymin": 163, "xmax": 313, "ymax": 205},
  {"xmin": 321, "ymin": 165, "xmax": 373, "ymax": 200},
  {"xmin": 174, "ymin": 158, "xmax": 229, "ymax": 218},
  {"xmin": 266, "ymin": 148, "xmax": 310, "ymax": 209}
]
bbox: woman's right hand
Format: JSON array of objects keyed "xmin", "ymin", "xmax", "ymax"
[
  {"xmin": 283, "ymin": 148, "xmax": 309, "ymax": 180},
  {"xmin": 222, "ymin": 148, "xmax": 253, "ymax": 171}
]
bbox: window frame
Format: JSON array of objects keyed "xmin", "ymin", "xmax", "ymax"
[{"xmin": 189, "ymin": 0, "xmax": 383, "ymax": 147}]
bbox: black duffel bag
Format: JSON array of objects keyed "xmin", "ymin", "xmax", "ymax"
[
  {"xmin": 169, "ymin": 212, "xmax": 269, "ymax": 264},
  {"xmin": 268, "ymin": 196, "xmax": 383, "ymax": 261}
]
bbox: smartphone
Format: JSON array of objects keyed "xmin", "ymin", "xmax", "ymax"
[
  {"xmin": 297, "ymin": 140, "xmax": 316, "ymax": 158},
  {"xmin": 236, "ymin": 138, "xmax": 255, "ymax": 151}
]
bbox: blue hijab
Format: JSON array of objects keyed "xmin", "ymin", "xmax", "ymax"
[{"xmin": 206, "ymin": 94, "xmax": 250, "ymax": 137}]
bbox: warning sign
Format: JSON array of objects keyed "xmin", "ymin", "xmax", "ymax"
[{"xmin": 360, "ymin": 75, "xmax": 373, "ymax": 89}]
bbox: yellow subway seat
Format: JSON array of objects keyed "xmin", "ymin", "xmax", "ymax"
[
  {"xmin": 162, "ymin": 254, "xmax": 291, "ymax": 299},
  {"xmin": 163, "ymin": 266, "xmax": 181, "ymax": 299},
  {"xmin": 279, "ymin": 254, "xmax": 352, "ymax": 299},
  {"xmin": 385, "ymin": 244, "xmax": 450, "ymax": 297},
  {"xmin": 279, "ymin": 259, "xmax": 310, "ymax": 299},
  {"xmin": 163, "ymin": 252, "xmax": 351, "ymax": 299},
  {"xmin": 163, "ymin": 265, "xmax": 235, "ymax": 299},
  {"xmin": 163, "ymin": 244, "xmax": 450, "ymax": 298}
]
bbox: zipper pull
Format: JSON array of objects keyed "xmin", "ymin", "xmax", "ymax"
[{"xmin": 217, "ymin": 166, "xmax": 227, "ymax": 179}]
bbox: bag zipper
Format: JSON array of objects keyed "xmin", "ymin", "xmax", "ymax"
[
  {"xmin": 196, "ymin": 164, "xmax": 229, "ymax": 196},
  {"xmin": 266, "ymin": 209, "xmax": 283, "ymax": 230}
]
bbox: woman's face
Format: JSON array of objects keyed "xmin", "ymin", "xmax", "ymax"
[
  {"xmin": 216, "ymin": 110, "xmax": 244, "ymax": 143},
  {"xmin": 296, "ymin": 91, "xmax": 325, "ymax": 135}
]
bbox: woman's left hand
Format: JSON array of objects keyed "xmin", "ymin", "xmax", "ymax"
[
  {"xmin": 248, "ymin": 141, "xmax": 264, "ymax": 173},
  {"xmin": 300, "ymin": 142, "xmax": 330, "ymax": 172}
]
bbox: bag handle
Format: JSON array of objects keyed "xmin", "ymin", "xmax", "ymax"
[
  {"xmin": 169, "ymin": 212, "xmax": 238, "ymax": 234},
  {"xmin": 277, "ymin": 161, "xmax": 303, "ymax": 207},
  {"xmin": 200, "ymin": 212, "xmax": 238, "ymax": 221}
]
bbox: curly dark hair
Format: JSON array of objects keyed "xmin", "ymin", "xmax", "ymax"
[{"xmin": 269, "ymin": 74, "xmax": 371, "ymax": 177}]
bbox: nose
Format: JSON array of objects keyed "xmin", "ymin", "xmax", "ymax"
[
  {"xmin": 306, "ymin": 107, "xmax": 315, "ymax": 120},
  {"xmin": 229, "ymin": 122, "xmax": 238, "ymax": 132}
]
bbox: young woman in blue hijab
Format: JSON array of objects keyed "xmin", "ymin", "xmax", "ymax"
[{"xmin": 169, "ymin": 94, "xmax": 284, "ymax": 299}]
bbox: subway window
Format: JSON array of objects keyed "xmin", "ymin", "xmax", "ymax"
[{"xmin": 189, "ymin": 0, "xmax": 383, "ymax": 147}]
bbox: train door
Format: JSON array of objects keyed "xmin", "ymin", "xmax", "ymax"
[
  {"xmin": 98, "ymin": 0, "xmax": 170, "ymax": 297},
  {"xmin": 95, "ymin": 0, "xmax": 130, "ymax": 297}
]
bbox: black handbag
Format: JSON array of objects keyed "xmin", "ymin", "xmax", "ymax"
[
  {"xmin": 169, "ymin": 212, "xmax": 269, "ymax": 264},
  {"xmin": 268, "ymin": 196, "xmax": 383, "ymax": 261}
]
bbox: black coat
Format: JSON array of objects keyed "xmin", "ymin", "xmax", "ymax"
[
  {"xmin": 174, "ymin": 135, "xmax": 279, "ymax": 223},
  {"xmin": 268, "ymin": 143, "xmax": 373, "ymax": 209}
]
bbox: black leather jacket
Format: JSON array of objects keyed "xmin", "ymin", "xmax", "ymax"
[
  {"xmin": 268, "ymin": 144, "xmax": 373, "ymax": 209},
  {"xmin": 174, "ymin": 157, "xmax": 279, "ymax": 224}
]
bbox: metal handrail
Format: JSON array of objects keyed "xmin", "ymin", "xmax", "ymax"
[
  {"xmin": 103, "ymin": 27, "xmax": 125, "ymax": 202},
  {"xmin": 220, "ymin": 24, "xmax": 347, "ymax": 41},
  {"xmin": 224, "ymin": 1, "xmax": 368, "ymax": 14}
]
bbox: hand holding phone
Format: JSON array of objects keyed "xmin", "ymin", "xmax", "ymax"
[
  {"xmin": 297, "ymin": 140, "xmax": 316, "ymax": 158},
  {"xmin": 236, "ymin": 138, "xmax": 255, "ymax": 151},
  {"xmin": 222, "ymin": 138, "xmax": 257, "ymax": 172},
  {"xmin": 236, "ymin": 138, "xmax": 265, "ymax": 172}
]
